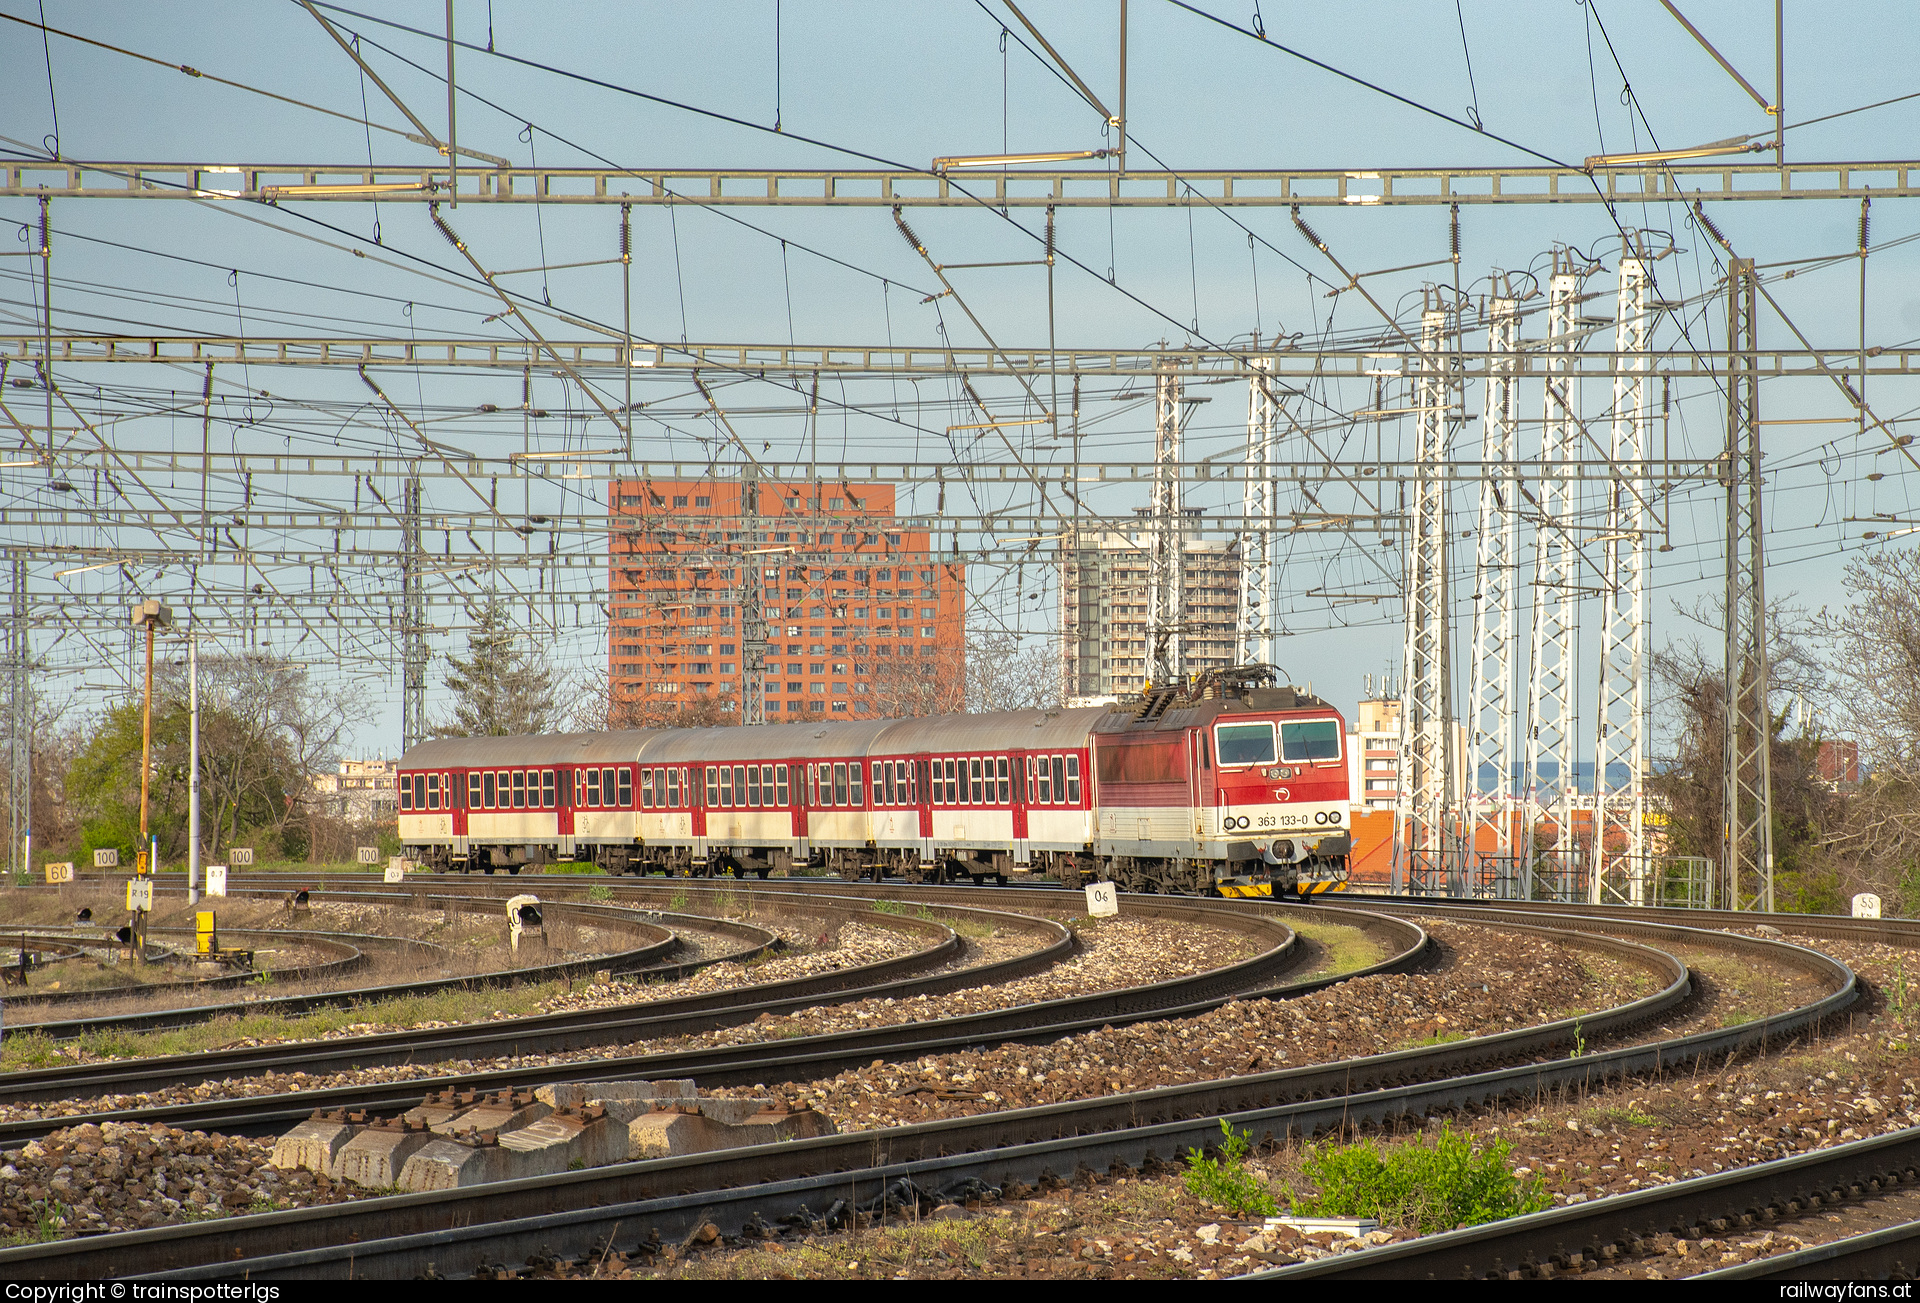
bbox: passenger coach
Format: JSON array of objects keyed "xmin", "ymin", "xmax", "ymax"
[{"xmin": 397, "ymin": 666, "xmax": 1350, "ymax": 897}]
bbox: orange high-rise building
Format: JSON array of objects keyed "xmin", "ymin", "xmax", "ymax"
[{"xmin": 608, "ymin": 478, "xmax": 965, "ymax": 720}]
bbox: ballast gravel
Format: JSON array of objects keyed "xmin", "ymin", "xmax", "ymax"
[
  {"xmin": 710, "ymin": 920, "xmax": 1632, "ymax": 1130},
  {"xmin": 0, "ymin": 916, "xmax": 1260, "ymax": 1123}
]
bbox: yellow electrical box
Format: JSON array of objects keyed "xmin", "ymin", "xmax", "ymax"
[{"xmin": 196, "ymin": 911, "xmax": 216, "ymax": 957}]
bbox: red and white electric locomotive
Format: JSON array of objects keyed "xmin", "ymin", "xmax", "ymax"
[{"xmin": 396, "ymin": 666, "xmax": 1350, "ymax": 897}]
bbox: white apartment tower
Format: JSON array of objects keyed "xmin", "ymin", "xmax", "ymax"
[{"xmin": 1059, "ymin": 512, "xmax": 1244, "ymax": 701}]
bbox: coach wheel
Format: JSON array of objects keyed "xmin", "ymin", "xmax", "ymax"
[
  {"xmin": 483, "ymin": 864, "xmax": 496, "ymax": 875},
  {"xmin": 993, "ymin": 874, "xmax": 1007, "ymax": 886},
  {"xmin": 507, "ymin": 865, "xmax": 520, "ymax": 876}
]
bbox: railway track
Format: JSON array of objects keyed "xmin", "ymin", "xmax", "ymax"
[
  {"xmin": 1707, "ymin": 1213, "xmax": 1920, "ymax": 1280},
  {"xmin": 0, "ymin": 901, "xmax": 1841, "ymax": 1278},
  {"xmin": 0, "ymin": 889, "xmax": 1311, "ymax": 1140},
  {"xmin": 1, "ymin": 894, "xmax": 695, "ymax": 1039},
  {"xmin": 1258, "ymin": 1104, "xmax": 1920, "ymax": 1280}
]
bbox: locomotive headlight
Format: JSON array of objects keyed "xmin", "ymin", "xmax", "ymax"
[{"xmin": 1329, "ymin": 809, "xmax": 1342, "ymax": 824}]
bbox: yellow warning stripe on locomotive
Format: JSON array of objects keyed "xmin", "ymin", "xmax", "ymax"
[{"xmin": 1215, "ymin": 880, "xmax": 1348, "ymax": 899}]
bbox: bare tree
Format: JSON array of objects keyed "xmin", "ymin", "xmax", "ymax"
[
  {"xmin": 965, "ymin": 632, "xmax": 1062, "ymax": 712},
  {"xmin": 1649, "ymin": 597, "xmax": 1835, "ymax": 910},
  {"xmin": 1816, "ymin": 550, "xmax": 1920, "ymax": 912},
  {"xmin": 169, "ymin": 654, "xmax": 371, "ymax": 858},
  {"xmin": 859, "ymin": 643, "xmax": 965, "ymax": 719},
  {"xmin": 570, "ymin": 670, "xmax": 739, "ymax": 731}
]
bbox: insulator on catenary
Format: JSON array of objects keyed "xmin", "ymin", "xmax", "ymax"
[
  {"xmin": 1045, "ymin": 206, "xmax": 1056, "ymax": 261},
  {"xmin": 37, "ymin": 201, "xmax": 48, "ymax": 254},
  {"xmin": 1449, "ymin": 203, "xmax": 1460, "ymax": 261},
  {"xmin": 1290, "ymin": 205, "xmax": 1326, "ymax": 253},
  {"xmin": 1860, "ymin": 198, "xmax": 1872, "ymax": 252},
  {"xmin": 892, "ymin": 206, "xmax": 925, "ymax": 256},
  {"xmin": 427, "ymin": 204, "xmax": 464, "ymax": 251},
  {"xmin": 619, "ymin": 206, "xmax": 632, "ymax": 259},
  {"xmin": 1692, "ymin": 200, "xmax": 1728, "ymax": 249}
]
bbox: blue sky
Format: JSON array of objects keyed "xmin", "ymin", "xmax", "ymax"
[{"xmin": 2, "ymin": 2, "xmax": 1917, "ymax": 753}]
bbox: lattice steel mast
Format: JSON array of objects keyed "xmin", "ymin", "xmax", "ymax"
[
  {"xmin": 7, "ymin": 557, "xmax": 27, "ymax": 882},
  {"xmin": 1238, "ymin": 356, "xmax": 1278, "ymax": 666},
  {"xmin": 1724, "ymin": 256, "xmax": 1774, "ymax": 911},
  {"xmin": 400, "ymin": 468, "xmax": 427, "ymax": 752},
  {"xmin": 1593, "ymin": 252, "xmax": 1655, "ymax": 904},
  {"xmin": 740, "ymin": 461, "xmax": 767, "ymax": 726},
  {"xmin": 1525, "ymin": 264, "xmax": 1583, "ymax": 902},
  {"xmin": 1146, "ymin": 362, "xmax": 1185, "ymax": 686},
  {"xmin": 1468, "ymin": 293, "xmax": 1520, "ymax": 895},
  {"xmin": 1395, "ymin": 302, "xmax": 1457, "ymax": 895}
]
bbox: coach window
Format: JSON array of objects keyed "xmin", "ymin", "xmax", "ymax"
[
  {"xmin": 399, "ymin": 779, "xmax": 413, "ymax": 812},
  {"xmin": 883, "ymin": 762, "xmax": 896, "ymax": 806},
  {"xmin": 423, "ymin": 773, "xmax": 438, "ymax": 810},
  {"xmin": 1066, "ymin": 755, "xmax": 1082, "ymax": 804},
  {"xmin": 1036, "ymin": 757, "xmax": 1051, "ymax": 804},
  {"xmin": 734, "ymin": 765, "xmax": 748, "ymax": 806},
  {"xmin": 1280, "ymin": 720, "xmax": 1343, "ymax": 763},
  {"xmin": 832, "ymin": 762, "xmax": 848, "ymax": 806},
  {"xmin": 996, "ymin": 757, "xmax": 1010, "ymax": 804},
  {"xmin": 511, "ymin": 771, "xmax": 526, "ymax": 809},
  {"xmin": 776, "ymin": 764, "xmax": 789, "ymax": 805},
  {"xmin": 585, "ymin": 768, "xmax": 601, "ymax": 807},
  {"xmin": 1215, "ymin": 721, "xmax": 1279, "ymax": 766},
  {"xmin": 746, "ymin": 766, "xmax": 760, "ymax": 807},
  {"xmin": 932, "ymin": 760, "xmax": 945, "ymax": 804},
  {"xmin": 618, "ymin": 768, "xmax": 633, "ymax": 807},
  {"xmin": 641, "ymin": 769, "xmax": 655, "ymax": 808},
  {"xmin": 1051, "ymin": 756, "xmax": 1065, "ymax": 804},
  {"xmin": 542, "ymin": 771, "xmax": 556, "ymax": 808},
  {"xmin": 665, "ymin": 768, "xmax": 680, "ymax": 808},
  {"xmin": 482, "ymin": 772, "xmax": 497, "ymax": 808},
  {"xmin": 600, "ymin": 768, "xmax": 614, "ymax": 806},
  {"xmin": 469, "ymin": 773, "xmax": 483, "ymax": 809},
  {"xmin": 718, "ymin": 765, "xmax": 733, "ymax": 807}
]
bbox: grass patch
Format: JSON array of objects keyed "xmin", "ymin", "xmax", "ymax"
[
  {"xmin": 1184, "ymin": 1120, "xmax": 1278, "ymax": 1217},
  {"xmin": 0, "ymin": 980, "xmax": 567, "ymax": 1068},
  {"xmin": 0, "ymin": 1201, "xmax": 70, "ymax": 1246},
  {"xmin": 1288, "ymin": 1123, "xmax": 1551, "ymax": 1234},
  {"xmin": 544, "ymin": 862, "xmax": 610, "ymax": 876},
  {"xmin": 1587, "ymin": 1103, "xmax": 1661, "ymax": 1128},
  {"xmin": 586, "ymin": 883, "xmax": 614, "ymax": 902},
  {"xmin": 1289, "ymin": 920, "xmax": 1387, "ymax": 982}
]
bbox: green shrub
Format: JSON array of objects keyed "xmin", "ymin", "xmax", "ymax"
[
  {"xmin": 586, "ymin": 882, "xmax": 614, "ymax": 902},
  {"xmin": 1290, "ymin": 1123, "xmax": 1550, "ymax": 1233},
  {"xmin": 1184, "ymin": 1120, "xmax": 1278, "ymax": 1217}
]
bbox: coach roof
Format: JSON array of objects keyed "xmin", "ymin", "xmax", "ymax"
[
  {"xmin": 399, "ymin": 732, "xmax": 652, "ymax": 769},
  {"xmin": 634, "ymin": 719, "xmax": 897, "ymax": 765}
]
